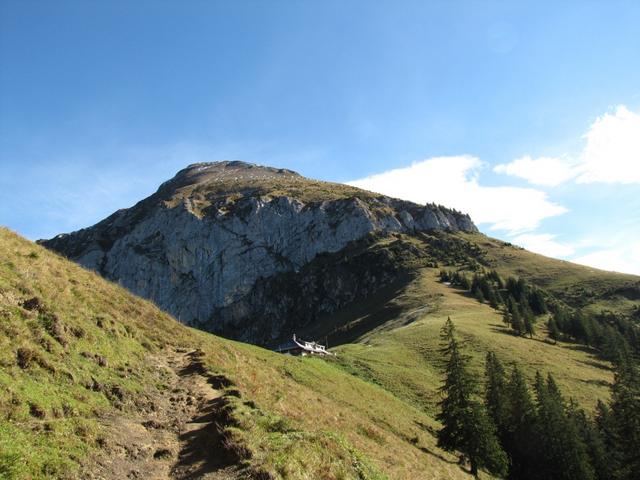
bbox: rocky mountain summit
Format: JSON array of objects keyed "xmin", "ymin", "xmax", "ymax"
[{"xmin": 41, "ymin": 161, "xmax": 477, "ymax": 344}]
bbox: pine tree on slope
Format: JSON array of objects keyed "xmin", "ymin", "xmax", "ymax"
[
  {"xmin": 437, "ymin": 318, "xmax": 508, "ymax": 478},
  {"xmin": 609, "ymin": 360, "xmax": 640, "ymax": 480},
  {"xmin": 533, "ymin": 372, "xmax": 595, "ymax": 480},
  {"xmin": 504, "ymin": 366, "xmax": 538, "ymax": 480}
]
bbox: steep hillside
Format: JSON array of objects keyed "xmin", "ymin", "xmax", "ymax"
[
  {"xmin": 19, "ymin": 162, "xmax": 640, "ymax": 479},
  {"xmin": 1, "ymin": 228, "xmax": 487, "ymax": 480},
  {"xmin": 282, "ymin": 232, "xmax": 631, "ymax": 416},
  {"xmin": 3, "ymin": 220, "xmax": 638, "ymax": 480},
  {"xmin": 332, "ymin": 268, "xmax": 614, "ymax": 413},
  {"xmin": 40, "ymin": 161, "xmax": 476, "ymax": 344},
  {"xmin": 459, "ymin": 233, "xmax": 640, "ymax": 316}
]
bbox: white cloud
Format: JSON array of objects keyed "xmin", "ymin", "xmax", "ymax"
[
  {"xmin": 511, "ymin": 233, "xmax": 575, "ymax": 258},
  {"xmin": 494, "ymin": 105, "xmax": 640, "ymax": 186},
  {"xmin": 493, "ymin": 155, "xmax": 578, "ymax": 186},
  {"xmin": 572, "ymin": 241, "xmax": 640, "ymax": 276},
  {"xmin": 347, "ymin": 156, "xmax": 567, "ymax": 234},
  {"xmin": 576, "ymin": 105, "xmax": 640, "ymax": 184}
]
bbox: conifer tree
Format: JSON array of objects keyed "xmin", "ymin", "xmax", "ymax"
[
  {"xmin": 533, "ymin": 373, "xmax": 595, "ymax": 480},
  {"xmin": 504, "ymin": 365, "xmax": 538, "ymax": 480},
  {"xmin": 524, "ymin": 312, "xmax": 535, "ymax": 338},
  {"xmin": 463, "ymin": 405, "xmax": 509, "ymax": 478},
  {"xmin": 487, "ymin": 286, "xmax": 500, "ymax": 309},
  {"xmin": 567, "ymin": 399, "xmax": 611, "ymax": 480},
  {"xmin": 570, "ymin": 311, "xmax": 592, "ymax": 345},
  {"xmin": 502, "ymin": 310, "xmax": 511, "ymax": 326},
  {"xmin": 436, "ymin": 318, "xmax": 508, "ymax": 478},
  {"xmin": 511, "ymin": 307, "xmax": 524, "ymax": 336},
  {"xmin": 437, "ymin": 318, "xmax": 474, "ymax": 454},
  {"xmin": 608, "ymin": 360, "xmax": 640, "ymax": 480},
  {"xmin": 484, "ymin": 352, "xmax": 507, "ymax": 430},
  {"xmin": 528, "ymin": 289, "xmax": 548, "ymax": 315},
  {"xmin": 595, "ymin": 400, "xmax": 621, "ymax": 479},
  {"xmin": 506, "ymin": 366, "xmax": 535, "ymax": 432},
  {"xmin": 601, "ymin": 326, "xmax": 631, "ymax": 365},
  {"xmin": 554, "ymin": 307, "xmax": 570, "ymax": 333},
  {"xmin": 507, "ymin": 296, "xmax": 518, "ymax": 316},
  {"xmin": 547, "ymin": 317, "xmax": 561, "ymax": 342}
]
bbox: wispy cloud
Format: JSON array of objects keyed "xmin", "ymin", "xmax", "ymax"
[
  {"xmin": 347, "ymin": 155, "xmax": 567, "ymax": 235},
  {"xmin": 572, "ymin": 241, "xmax": 640, "ymax": 275},
  {"xmin": 493, "ymin": 105, "xmax": 640, "ymax": 187},
  {"xmin": 511, "ymin": 233, "xmax": 575, "ymax": 258},
  {"xmin": 493, "ymin": 155, "xmax": 579, "ymax": 186}
]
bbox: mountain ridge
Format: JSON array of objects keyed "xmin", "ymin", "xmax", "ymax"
[{"xmin": 40, "ymin": 162, "xmax": 477, "ymax": 343}]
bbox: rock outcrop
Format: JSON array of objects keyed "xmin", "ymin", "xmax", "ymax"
[{"xmin": 41, "ymin": 161, "xmax": 477, "ymax": 343}]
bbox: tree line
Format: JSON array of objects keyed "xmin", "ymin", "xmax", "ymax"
[
  {"xmin": 547, "ymin": 308, "xmax": 638, "ymax": 364},
  {"xmin": 439, "ymin": 269, "xmax": 639, "ymax": 364},
  {"xmin": 437, "ymin": 318, "xmax": 640, "ymax": 479}
]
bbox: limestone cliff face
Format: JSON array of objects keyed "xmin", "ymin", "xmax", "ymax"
[{"xmin": 41, "ymin": 161, "xmax": 477, "ymax": 343}]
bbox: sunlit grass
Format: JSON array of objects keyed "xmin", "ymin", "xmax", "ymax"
[{"xmin": 0, "ymin": 228, "xmax": 474, "ymax": 479}]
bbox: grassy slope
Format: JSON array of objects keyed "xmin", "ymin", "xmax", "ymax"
[
  {"xmin": 460, "ymin": 232, "xmax": 640, "ymax": 315},
  {"xmin": 3, "ymin": 226, "xmax": 635, "ymax": 479},
  {"xmin": 0, "ymin": 228, "xmax": 474, "ymax": 480},
  {"xmin": 334, "ymin": 269, "xmax": 614, "ymax": 419},
  {"xmin": 311, "ymin": 230, "xmax": 636, "ymax": 421}
]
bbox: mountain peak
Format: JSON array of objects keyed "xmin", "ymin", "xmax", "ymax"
[
  {"xmin": 41, "ymin": 162, "xmax": 478, "ymax": 343},
  {"xmin": 166, "ymin": 160, "xmax": 301, "ymax": 188}
]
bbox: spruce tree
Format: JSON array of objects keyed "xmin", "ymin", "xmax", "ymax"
[
  {"xmin": 507, "ymin": 296, "xmax": 518, "ymax": 315},
  {"xmin": 484, "ymin": 352, "xmax": 508, "ymax": 431},
  {"xmin": 464, "ymin": 405, "xmax": 509, "ymax": 478},
  {"xmin": 595, "ymin": 400, "xmax": 621, "ymax": 479},
  {"xmin": 437, "ymin": 318, "xmax": 474, "ymax": 455},
  {"xmin": 487, "ymin": 287, "xmax": 500, "ymax": 309},
  {"xmin": 553, "ymin": 307, "xmax": 570, "ymax": 333},
  {"xmin": 528, "ymin": 289, "xmax": 548, "ymax": 315},
  {"xmin": 547, "ymin": 317, "xmax": 561, "ymax": 342},
  {"xmin": 570, "ymin": 311, "xmax": 592, "ymax": 345},
  {"xmin": 533, "ymin": 373, "xmax": 595, "ymax": 480},
  {"xmin": 436, "ymin": 318, "xmax": 508, "ymax": 478},
  {"xmin": 504, "ymin": 366, "xmax": 538, "ymax": 480},
  {"xmin": 511, "ymin": 307, "xmax": 524, "ymax": 336},
  {"xmin": 567, "ymin": 399, "xmax": 611, "ymax": 480},
  {"xmin": 506, "ymin": 366, "xmax": 535, "ymax": 432},
  {"xmin": 524, "ymin": 312, "xmax": 535, "ymax": 338},
  {"xmin": 609, "ymin": 360, "xmax": 640, "ymax": 480}
]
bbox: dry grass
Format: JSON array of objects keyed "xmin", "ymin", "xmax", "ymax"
[{"xmin": 0, "ymin": 228, "xmax": 479, "ymax": 479}]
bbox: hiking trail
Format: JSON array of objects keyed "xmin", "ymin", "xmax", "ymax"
[{"xmin": 82, "ymin": 348, "xmax": 244, "ymax": 480}]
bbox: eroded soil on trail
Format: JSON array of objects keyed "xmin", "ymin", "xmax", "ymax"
[{"xmin": 81, "ymin": 349, "xmax": 246, "ymax": 480}]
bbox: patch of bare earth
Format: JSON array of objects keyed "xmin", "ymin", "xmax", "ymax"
[{"xmin": 81, "ymin": 349, "xmax": 246, "ymax": 479}]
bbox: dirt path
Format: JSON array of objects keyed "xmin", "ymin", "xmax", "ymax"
[{"xmin": 82, "ymin": 349, "xmax": 245, "ymax": 480}]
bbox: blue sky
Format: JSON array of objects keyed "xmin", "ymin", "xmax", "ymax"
[{"xmin": 1, "ymin": 1, "xmax": 640, "ymax": 273}]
